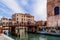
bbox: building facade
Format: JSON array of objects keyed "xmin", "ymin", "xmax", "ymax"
[
  {"xmin": 0, "ymin": 17, "xmax": 16, "ymax": 27},
  {"xmin": 47, "ymin": 0, "xmax": 60, "ymax": 27},
  {"xmin": 36, "ymin": 21, "xmax": 47, "ymax": 26},
  {"xmin": 12, "ymin": 13, "xmax": 34, "ymax": 25}
]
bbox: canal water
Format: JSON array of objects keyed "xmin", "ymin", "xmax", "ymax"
[{"xmin": 4, "ymin": 29, "xmax": 60, "ymax": 40}]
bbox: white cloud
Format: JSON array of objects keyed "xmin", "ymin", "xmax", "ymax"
[
  {"xmin": 0, "ymin": 8, "xmax": 7, "ymax": 13},
  {"xmin": 20, "ymin": 0, "xmax": 28, "ymax": 5},
  {"xmin": 0, "ymin": 0, "xmax": 47, "ymax": 21},
  {"xmin": 1, "ymin": 0, "xmax": 26, "ymax": 13},
  {"xmin": 17, "ymin": 0, "xmax": 47, "ymax": 21},
  {"xmin": 0, "ymin": 16, "xmax": 3, "ymax": 20},
  {"xmin": 32, "ymin": 0, "xmax": 47, "ymax": 21}
]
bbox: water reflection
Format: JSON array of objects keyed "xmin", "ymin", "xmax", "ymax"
[
  {"xmin": 19, "ymin": 29, "xmax": 28, "ymax": 40},
  {"xmin": 39, "ymin": 35, "xmax": 47, "ymax": 40},
  {"xmin": 7, "ymin": 29, "xmax": 60, "ymax": 40}
]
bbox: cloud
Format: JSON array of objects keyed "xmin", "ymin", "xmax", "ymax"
[
  {"xmin": 0, "ymin": 2, "xmax": 14, "ymax": 16},
  {"xmin": 0, "ymin": 0, "xmax": 47, "ymax": 21},
  {"xmin": 17, "ymin": 0, "xmax": 47, "ymax": 21},
  {"xmin": 1, "ymin": 0, "xmax": 26, "ymax": 13},
  {"xmin": 20, "ymin": 0, "xmax": 28, "ymax": 5},
  {"xmin": 31, "ymin": 0, "xmax": 47, "ymax": 21},
  {"xmin": 0, "ymin": 16, "xmax": 3, "ymax": 20}
]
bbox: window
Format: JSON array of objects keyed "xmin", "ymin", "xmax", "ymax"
[
  {"xmin": 24, "ymin": 15, "xmax": 25, "ymax": 17},
  {"xmin": 22, "ymin": 22, "xmax": 23, "ymax": 24},
  {"xmin": 3, "ymin": 18, "xmax": 5, "ymax": 20},
  {"xmin": 24, "ymin": 19, "xmax": 25, "ymax": 21},
  {"xmin": 27, "ymin": 21, "xmax": 31, "ymax": 25},
  {"xmin": 22, "ymin": 15, "xmax": 23, "ymax": 17},
  {"xmin": 54, "ymin": 6, "xmax": 59, "ymax": 15},
  {"xmin": 17, "ymin": 18, "xmax": 18, "ymax": 20},
  {"xmin": 22, "ymin": 18, "xmax": 23, "ymax": 20},
  {"xmin": 17, "ymin": 21, "xmax": 18, "ymax": 23},
  {"xmin": 3, "ymin": 22, "xmax": 5, "ymax": 24},
  {"xmin": 17, "ymin": 14, "xmax": 18, "ymax": 16}
]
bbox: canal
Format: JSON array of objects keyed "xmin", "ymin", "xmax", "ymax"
[{"xmin": 4, "ymin": 29, "xmax": 60, "ymax": 40}]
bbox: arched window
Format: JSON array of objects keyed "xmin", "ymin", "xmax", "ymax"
[{"xmin": 54, "ymin": 6, "xmax": 59, "ymax": 15}]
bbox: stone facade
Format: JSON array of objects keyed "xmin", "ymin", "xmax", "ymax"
[
  {"xmin": 12, "ymin": 13, "xmax": 34, "ymax": 25},
  {"xmin": 47, "ymin": 0, "xmax": 60, "ymax": 27},
  {"xmin": 0, "ymin": 17, "xmax": 16, "ymax": 27}
]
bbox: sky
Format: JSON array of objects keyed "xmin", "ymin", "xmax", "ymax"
[{"xmin": 0, "ymin": 0, "xmax": 47, "ymax": 21}]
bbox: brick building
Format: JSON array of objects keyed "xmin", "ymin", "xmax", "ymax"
[{"xmin": 47, "ymin": 0, "xmax": 60, "ymax": 27}]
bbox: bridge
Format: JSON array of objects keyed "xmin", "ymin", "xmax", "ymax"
[{"xmin": 0, "ymin": 23, "xmax": 38, "ymax": 36}]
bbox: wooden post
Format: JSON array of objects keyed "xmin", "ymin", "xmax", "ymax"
[
  {"xmin": 0, "ymin": 27, "xmax": 3, "ymax": 34},
  {"xmin": 11, "ymin": 27, "xmax": 16, "ymax": 34}
]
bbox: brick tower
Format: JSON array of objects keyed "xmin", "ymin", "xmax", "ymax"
[{"xmin": 47, "ymin": 0, "xmax": 60, "ymax": 27}]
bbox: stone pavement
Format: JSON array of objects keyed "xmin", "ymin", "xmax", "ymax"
[{"xmin": 0, "ymin": 34, "xmax": 14, "ymax": 40}]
